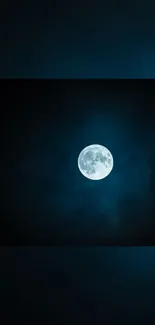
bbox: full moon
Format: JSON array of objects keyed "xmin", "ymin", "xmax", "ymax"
[{"xmin": 78, "ymin": 144, "xmax": 114, "ymax": 180}]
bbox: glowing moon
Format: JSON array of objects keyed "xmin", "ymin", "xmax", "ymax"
[{"xmin": 78, "ymin": 144, "xmax": 114, "ymax": 180}]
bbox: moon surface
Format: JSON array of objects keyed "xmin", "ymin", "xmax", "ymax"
[{"xmin": 78, "ymin": 144, "xmax": 114, "ymax": 180}]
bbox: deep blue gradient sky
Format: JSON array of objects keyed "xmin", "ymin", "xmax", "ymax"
[
  {"xmin": 1, "ymin": 247, "xmax": 155, "ymax": 324},
  {"xmin": 2, "ymin": 0, "xmax": 155, "ymax": 77},
  {"xmin": 2, "ymin": 3, "xmax": 155, "ymax": 323},
  {"xmin": 2, "ymin": 79, "xmax": 155, "ymax": 244}
]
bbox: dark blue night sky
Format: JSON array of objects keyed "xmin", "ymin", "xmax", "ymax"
[
  {"xmin": 2, "ymin": 79, "xmax": 155, "ymax": 244},
  {"xmin": 2, "ymin": 1, "xmax": 155, "ymax": 322},
  {"xmin": 1, "ymin": 247, "xmax": 155, "ymax": 323},
  {"xmin": 2, "ymin": 0, "xmax": 155, "ymax": 77},
  {"xmin": 2, "ymin": 80, "xmax": 155, "ymax": 323}
]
